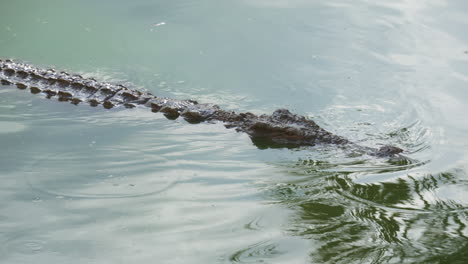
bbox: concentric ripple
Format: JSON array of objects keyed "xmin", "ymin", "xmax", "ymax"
[
  {"xmin": 24, "ymin": 147, "xmax": 179, "ymax": 199},
  {"xmin": 2, "ymin": 237, "xmax": 46, "ymax": 256}
]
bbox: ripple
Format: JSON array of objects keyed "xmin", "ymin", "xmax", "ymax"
[
  {"xmin": 1, "ymin": 236, "xmax": 47, "ymax": 256},
  {"xmin": 243, "ymin": 216, "xmax": 264, "ymax": 231},
  {"xmin": 274, "ymin": 152, "xmax": 466, "ymax": 213},
  {"xmin": 331, "ymin": 169, "xmax": 468, "ymax": 213},
  {"xmin": 279, "ymin": 150, "xmax": 428, "ymax": 177},
  {"xmin": 228, "ymin": 241, "xmax": 283, "ymax": 263},
  {"xmin": 24, "ymin": 147, "xmax": 179, "ymax": 199}
]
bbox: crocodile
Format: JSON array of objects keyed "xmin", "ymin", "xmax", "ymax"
[{"xmin": 0, "ymin": 59, "xmax": 403, "ymax": 157}]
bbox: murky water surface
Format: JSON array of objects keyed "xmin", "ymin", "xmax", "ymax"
[{"xmin": 1, "ymin": 0, "xmax": 468, "ymax": 263}]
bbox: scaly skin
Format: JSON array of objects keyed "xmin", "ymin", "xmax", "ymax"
[{"xmin": 0, "ymin": 59, "xmax": 403, "ymax": 157}]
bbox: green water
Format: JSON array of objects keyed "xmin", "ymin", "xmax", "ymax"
[{"xmin": 1, "ymin": 0, "xmax": 468, "ymax": 263}]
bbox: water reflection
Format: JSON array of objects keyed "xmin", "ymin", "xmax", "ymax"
[{"xmin": 268, "ymin": 157, "xmax": 468, "ymax": 263}]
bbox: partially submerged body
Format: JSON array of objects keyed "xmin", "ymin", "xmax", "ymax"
[{"xmin": 0, "ymin": 59, "xmax": 403, "ymax": 157}]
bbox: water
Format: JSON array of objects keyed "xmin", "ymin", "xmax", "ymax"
[{"xmin": 1, "ymin": 0, "xmax": 468, "ymax": 263}]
